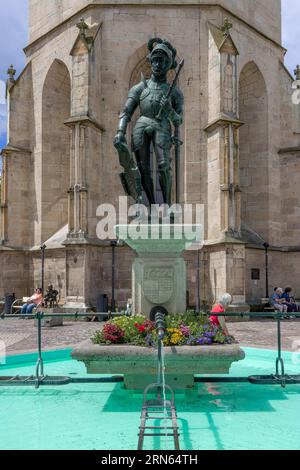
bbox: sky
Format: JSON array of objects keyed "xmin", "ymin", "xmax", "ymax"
[{"xmin": 0, "ymin": 0, "xmax": 299, "ymax": 151}]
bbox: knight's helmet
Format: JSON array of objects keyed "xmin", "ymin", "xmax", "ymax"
[{"xmin": 147, "ymin": 38, "xmax": 178, "ymax": 71}]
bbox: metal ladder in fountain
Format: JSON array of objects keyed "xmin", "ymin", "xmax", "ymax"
[{"xmin": 137, "ymin": 313, "xmax": 180, "ymax": 451}]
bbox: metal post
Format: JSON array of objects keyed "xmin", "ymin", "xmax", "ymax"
[
  {"xmin": 155, "ymin": 312, "xmax": 166, "ymax": 389},
  {"xmin": 263, "ymin": 242, "xmax": 269, "ymax": 299},
  {"xmin": 276, "ymin": 313, "xmax": 285, "ymax": 384},
  {"xmin": 157, "ymin": 339, "xmax": 162, "ymax": 387},
  {"xmin": 175, "ymin": 124, "xmax": 181, "ymax": 204},
  {"xmin": 35, "ymin": 312, "xmax": 44, "ymax": 389},
  {"xmin": 40, "ymin": 244, "xmax": 46, "ymax": 293},
  {"xmin": 196, "ymin": 249, "xmax": 201, "ymax": 314},
  {"xmin": 111, "ymin": 241, "xmax": 117, "ymax": 312}
]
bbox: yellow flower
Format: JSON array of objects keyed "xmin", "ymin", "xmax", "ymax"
[{"xmin": 164, "ymin": 328, "xmax": 184, "ymax": 346}]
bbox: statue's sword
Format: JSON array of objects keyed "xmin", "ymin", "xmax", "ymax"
[
  {"xmin": 156, "ymin": 59, "xmax": 184, "ymax": 203},
  {"xmin": 156, "ymin": 59, "xmax": 184, "ymax": 121}
]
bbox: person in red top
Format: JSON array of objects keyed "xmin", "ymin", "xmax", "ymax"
[{"xmin": 210, "ymin": 293, "xmax": 232, "ymax": 336}]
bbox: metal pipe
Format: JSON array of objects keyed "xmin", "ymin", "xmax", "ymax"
[
  {"xmin": 0, "ymin": 376, "xmax": 125, "ymax": 387},
  {"xmin": 276, "ymin": 315, "xmax": 285, "ymax": 383},
  {"xmin": 203, "ymin": 312, "xmax": 300, "ymax": 318},
  {"xmin": 155, "ymin": 312, "xmax": 166, "ymax": 386},
  {"xmin": 40, "ymin": 244, "xmax": 46, "ymax": 294},
  {"xmin": 194, "ymin": 377, "xmax": 250, "ymax": 383},
  {"xmin": 70, "ymin": 377, "xmax": 124, "ymax": 384},
  {"xmin": 263, "ymin": 242, "xmax": 269, "ymax": 299},
  {"xmin": 175, "ymin": 124, "xmax": 181, "ymax": 204},
  {"xmin": 196, "ymin": 249, "xmax": 201, "ymax": 314},
  {"xmin": 2, "ymin": 312, "xmax": 300, "ymax": 320},
  {"xmin": 35, "ymin": 312, "xmax": 44, "ymax": 389},
  {"xmin": 111, "ymin": 240, "xmax": 117, "ymax": 312}
]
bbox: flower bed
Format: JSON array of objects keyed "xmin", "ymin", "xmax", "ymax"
[{"xmin": 91, "ymin": 312, "xmax": 235, "ymax": 347}]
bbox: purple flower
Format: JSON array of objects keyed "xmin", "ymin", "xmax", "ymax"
[
  {"xmin": 187, "ymin": 336, "xmax": 196, "ymax": 345},
  {"xmin": 197, "ymin": 338, "xmax": 205, "ymax": 345},
  {"xmin": 205, "ymin": 332, "xmax": 215, "ymax": 338},
  {"xmin": 145, "ymin": 333, "xmax": 156, "ymax": 348},
  {"xmin": 194, "ymin": 334, "xmax": 214, "ymax": 346},
  {"xmin": 204, "ymin": 337, "xmax": 213, "ymax": 345}
]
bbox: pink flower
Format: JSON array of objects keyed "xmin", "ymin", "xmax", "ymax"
[
  {"xmin": 143, "ymin": 320, "xmax": 155, "ymax": 332},
  {"xmin": 180, "ymin": 324, "xmax": 190, "ymax": 337}
]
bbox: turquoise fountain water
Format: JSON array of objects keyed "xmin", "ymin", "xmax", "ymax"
[{"xmin": 0, "ymin": 347, "xmax": 300, "ymax": 450}]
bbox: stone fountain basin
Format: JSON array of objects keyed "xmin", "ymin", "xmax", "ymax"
[{"xmin": 72, "ymin": 341, "xmax": 245, "ymax": 389}]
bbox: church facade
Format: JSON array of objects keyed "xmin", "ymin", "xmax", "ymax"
[{"xmin": 1, "ymin": 0, "xmax": 300, "ymax": 310}]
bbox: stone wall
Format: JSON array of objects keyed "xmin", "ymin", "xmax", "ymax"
[
  {"xmin": 88, "ymin": 245, "xmax": 135, "ymax": 308},
  {"xmin": 278, "ymin": 65, "xmax": 300, "ymax": 248},
  {"xmin": 246, "ymin": 247, "xmax": 300, "ymax": 304},
  {"xmin": 4, "ymin": 0, "xmax": 300, "ymax": 308},
  {"xmin": 279, "ymin": 64, "xmax": 300, "ymax": 150},
  {"xmin": 29, "ymin": 248, "xmax": 66, "ymax": 299},
  {"xmin": 41, "ymin": 60, "xmax": 71, "ymax": 242},
  {"xmin": 28, "ymin": 0, "xmax": 281, "ymax": 44},
  {"xmin": 0, "ymin": 250, "xmax": 30, "ymax": 298},
  {"xmin": 280, "ymin": 153, "xmax": 300, "ymax": 246},
  {"xmin": 239, "ymin": 61, "xmax": 269, "ymax": 242},
  {"xmin": 22, "ymin": 3, "xmax": 286, "ymax": 246},
  {"xmin": 5, "ymin": 65, "xmax": 35, "ymax": 248}
]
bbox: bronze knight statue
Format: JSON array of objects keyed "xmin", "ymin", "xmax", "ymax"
[{"xmin": 114, "ymin": 38, "xmax": 184, "ymax": 206}]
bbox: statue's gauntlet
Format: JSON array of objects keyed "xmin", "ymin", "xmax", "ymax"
[
  {"xmin": 117, "ymin": 98, "xmax": 137, "ymax": 134},
  {"xmin": 118, "ymin": 113, "xmax": 130, "ymax": 134},
  {"xmin": 168, "ymin": 108, "xmax": 183, "ymax": 126}
]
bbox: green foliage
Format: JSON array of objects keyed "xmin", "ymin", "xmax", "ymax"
[
  {"xmin": 111, "ymin": 315, "xmax": 145, "ymax": 344},
  {"xmin": 91, "ymin": 312, "xmax": 236, "ymax": 348}
]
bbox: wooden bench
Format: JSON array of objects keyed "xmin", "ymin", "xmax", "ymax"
[
  {"xmin": 264, "ymin": 306, "xmax": 275, "ymax": 312},
  {"xmin": 10, "ymin": 298, "xmax": 41, "ymax": 315},
  {"xmin": 10, "ymin": 293, "xmax": 61, "ymax": 315}
]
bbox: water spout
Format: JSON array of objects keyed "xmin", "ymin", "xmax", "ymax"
[{"xmin": 155, "ymin": 312, "xmax": 166, "ymax": 342}]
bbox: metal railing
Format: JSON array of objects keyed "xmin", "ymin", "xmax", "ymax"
[
  {"xmin": 0, "ymin": 312, "xmax": 124, "ymax": 389},
  {"xmin": 138, "ymin": 312, "xmax": 180, "ymax": 451},
  {"xmin": 0, "ymin": 311, "xmax": 300, "ymax": 389},
  {"xmin": 204, "ymin": 311, "xmax": 300, "ymax": 387}
]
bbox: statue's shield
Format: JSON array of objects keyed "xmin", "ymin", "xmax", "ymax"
[
  {"xmin": 143, "ymin": 266, "xmax": 174, "ymax": 305},
  {"xmin": 114, "ymin": 139, "xmax": 142, "ymax": 203}
]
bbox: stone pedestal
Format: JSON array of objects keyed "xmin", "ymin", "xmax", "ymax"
[
  {"xmin": 35, "ymin": 308, "xmax": 64, "ymax": 327},
  {"xmin": 226, "ymin": 303, "xmax": 250, "ymax": 321},
  {"xmin": 62, "ymin": 299, "xmax": 92, "ymax": 312},
  {"xmin": 115, "ymin": 224, "xmax": 202, "ymax": 317}
]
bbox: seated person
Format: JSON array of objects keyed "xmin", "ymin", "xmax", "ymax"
[
  {"xmin": 21, "ymin": 288, "xmax": 43, "ymax": 315},
  {"xmin": 281, "ymin": 287, "xmax": 299, "ymax": 313},
  {"xmin": 209, "ymin": 293, "xmax": 232, "ymax": 336},
  {"xmin": 126, "ymin": 298, "xmax": 133, "ymax": 317},
  {"xmin": 44, "ymin": 284, "xmax": 59, "ymax": 308},
  {"xmin": 270, "ymin": 287, "xmax": 288, "ymax": 313}
]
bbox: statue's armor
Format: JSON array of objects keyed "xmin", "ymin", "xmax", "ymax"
[
  {"xmin": 116, "ymin": 73, "xmax": 184, "ymax": 206},
  {"xmin": 121, "ymin": 78, "xmax": 183, "ymax": 152},
  {"xmin": 139, "ymin": 80, "xmax": 169, "ymax": 118}
]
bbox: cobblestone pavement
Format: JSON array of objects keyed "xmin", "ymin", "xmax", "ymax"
[
  {"xmin": 228, "ymin": 319, "xmax": 300, "ymax": 352},
  {"xmin": 1, "ymin": 320, "xmax": 101, "ymax": 355},
  {"xmin": 1, "ymin": 318, "xmax": 300, "ymax": 355}
]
